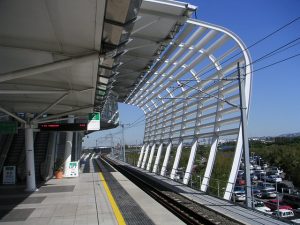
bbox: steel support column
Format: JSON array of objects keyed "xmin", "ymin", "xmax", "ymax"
[
  {"xmin": 183, "ymin": 140, "xmax": 198, "ymax": 184},
  {"xmin": 160, "ymin": 142, "xmax": 172, "ymax": 176},
  {"xmin": 152, "ymin": 143, "xmax": 163, "ymax": 173},
  {"xmin": 63, "ymin": 115, "xmax": 74, "ymax": 175},
  {"xmin": 146, "ymin": 144, "xmax": 156, "ymax": 171},
  {"xmin": 141, "ymin": 144, "xmax": 150, "ymax": 169},
  {"xmin": 25, "ymin": 126, "xmax": 37, "ymax": 191},
  {"xmin": 201, "ymin": 137, "xmax": 219, "ymax": 192},
  {"xmin": 238, "ymin": 63, "xmax": 252, "ymax": 208},
  {"xmin": 137, "ymin": 144, "xmax": 145, "ymax": 167},
  {"xmin": 170, "ymin": 141, "xmax": 183, "ymax": 180}
]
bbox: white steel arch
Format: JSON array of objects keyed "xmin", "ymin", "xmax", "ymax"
[{"xmin": 128, "ymin": 18, "xmax": 252, "ymax": 201}]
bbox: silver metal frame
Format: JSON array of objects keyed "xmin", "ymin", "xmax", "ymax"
[{"xmin": 130, "ymin": 19, "xmax": 252, "ymax": 201}]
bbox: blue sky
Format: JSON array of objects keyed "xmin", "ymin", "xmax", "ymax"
[{"xmin": 83, "ymin": 0, "xmax": 300, "ymax": 147}]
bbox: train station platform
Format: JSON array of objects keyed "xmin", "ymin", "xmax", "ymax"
[{"xmin": 0, "ymin": 154, "xmax": 184, "ymax": 225}]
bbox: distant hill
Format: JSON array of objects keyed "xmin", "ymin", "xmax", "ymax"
[{"xmin": 277, "ymin": 132, "xmax": 300, "ymax": 137}]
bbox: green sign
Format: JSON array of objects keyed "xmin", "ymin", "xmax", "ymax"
[
  {"xmin": 0, "ymin": 122, "xmax": 17, "ymax": 134},
  {"xmin": 88, "ymin": 112, "xmax": 100, "ymax": 130},
  {"xmin": 88, "ymin": 113, "xmax": 100, "ymax": 120}
]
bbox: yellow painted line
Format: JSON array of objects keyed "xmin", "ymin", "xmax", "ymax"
[{"xmin": 99, "ymin": 172, "xmax": 126, "ymax": 225}]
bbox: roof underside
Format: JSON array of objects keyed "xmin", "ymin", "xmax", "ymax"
[
  {"xmin": 112, "ymin": 0, "xmax": 196, "ymax": 101},
  {"xmin": 0, "ymin": 0, "xmax": 105, "ymax": 117},
  {"xmin": 0, "ymin": 0, "xmax": 195, "ymax": 127}
]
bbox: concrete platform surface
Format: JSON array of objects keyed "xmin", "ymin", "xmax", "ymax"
[
  {"xmin": 0, "ymin": 171, "xmax": 117, "ymax": 225},
  {"xmin": 0, "ymin": 154, "xmax": 185, "ymax": 225}
]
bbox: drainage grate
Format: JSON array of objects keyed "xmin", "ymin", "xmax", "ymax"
[
  {"xmin": 0, "ymin": 208, "xmax": 35, "ymax": 222},
  {"xmin": 0, "ymin": 196, "xmax": 46, "ymax": 205},
  {"xmin": 38, "ymin": 185, "xmax": 75, "ymax": 193}
]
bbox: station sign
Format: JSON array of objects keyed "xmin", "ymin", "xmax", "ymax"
[
  {"xmin": 38, "ymin": 123, "xmax": 87, "ymax": 131},
  {"xmin": 87, "ymin": 112, "xmax": 100, "ymax": 130},
  {"xmin": 3, "ymin": 166, "xmax": 16, "ymax": 184},
  {"xmin": 64, "ymin": 162, "xmax": 79, "ymax": 177}
]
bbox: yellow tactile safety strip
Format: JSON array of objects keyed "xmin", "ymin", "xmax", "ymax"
[{"xmin": 99, "ymin": 172, "xmax": 126, "ymax": 225}]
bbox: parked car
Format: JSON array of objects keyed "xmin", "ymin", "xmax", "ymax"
[
  {"xmin": 277, "ymin": 182, "xmax": 293, "ymax": 194},
  {"xmin": 282, "ymin": 193, "xmax": 300, "ymax": 209},
  {"xmin": 249, "ymin": 174, "xmax": 258, "ymax": 181},
  {"xmin": 236, "ymin": 178, "xmax": 246, "ymax": 186},
  {"xmin": 257, "ymin": 182, "xmax": 275, "ymax": 191},
  {"xmin": 254, "ymin": 170, "xmax": 267, "ymax": 180},
  {"xmin": 257, "ymin": 189, "xmax": 277, "ymax": 199},
  {"xmin": 254, "ymin": 201, "xmax": 272, "ymax": 214},
  {"xmin": 252, "ymin": 187, "xmax": 261, "ymax": 197},
  {"xmin": 291, "ymin": 218, "xmax": 300, "ymax": 224},
  {"xmin": 272, "ymin": 209, "xmax": 294, "ymax": 218},
  {"xmin": 265, "ymin": 200, "xmax": 293, "ymax": 211},
  {"xmin": 267, "ymin": 166, "xmax": 283, "ymax": 175},
  {"xmin": 232, "ymin": 186, "xmax": 246, "ymax": 202},
  {"xmin": 254, "ymin": 165, "xmax": 262, "ymax": 170},
  {"xmin": 232, "ymin": 193, "xmax": 246, "ymax": 202},
  {"xmin": 266, "ymin": 175, "xmax": 282, "ymax": 183}
]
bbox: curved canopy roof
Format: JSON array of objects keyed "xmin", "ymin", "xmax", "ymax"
[{"xmin": 0, "ymin": 0, "xmax": 195, "ymax": 127}]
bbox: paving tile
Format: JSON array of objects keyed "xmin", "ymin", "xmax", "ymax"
[
  {"xmin": 48, "ymin": 216, "xmax": 75, "ymax": 225},
  {"xmin": 23, "ymin": 217, "xmax": 51, "ymax": 225}
]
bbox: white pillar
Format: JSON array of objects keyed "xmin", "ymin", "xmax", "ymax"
[
  {"xmin": 152, "ymin": 143, "xmax": 163, "ymax": 173},
  {"xmin": 170, "ymin": 142, "xmax": 183, "ymax": 180},
  {"xmin": 146, "ymin": 144, "xmax": 156, "ymax": 171},
  {"xmin": 183, "ymin": 140, "xmax": 198, "ymax": 185},
  {"xmin": 161, "ymin": 142, "xmax": 172, "ymax": 176},
  {"xmin": 25, "ymin": 126, "xmax": 37, "ymax": 191},
  {"xmin": 63, "ymin": 115, "xmax": 74, "ymax": 175},
  {"xmin": 74, "ymin": 132, "xmax": 78, "ymax": 161},
  {"xmin": 224, "ymin": 127, "xmax": 243, "ymax": 200},
  {"xmin": 141, "ymin": 144, "xmax": 150, "ymax": 169},
  {"xmin": 137, "ymin": 144, "xmax": 145, "ymax": 167},
  {"xmin": 201, "ymin": 137, "xmax": 219, "ymax": 192}
]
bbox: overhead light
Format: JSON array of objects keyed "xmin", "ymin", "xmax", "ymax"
[
  {"xmin": 97, "ymin": 84, "xmax": 107, "ymax": 90},
  {"xmin": 99, "ymin": 77, "xmax": 109, "ymax": 84}
]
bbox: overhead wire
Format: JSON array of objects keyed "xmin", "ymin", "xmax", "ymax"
[
  {"xmin": 152, "ymin": 35, "xmax": 300, "ymax": 108},
  {"xmin": 185, "ymin": 17, "xmax": 300, "ymax": 83}
]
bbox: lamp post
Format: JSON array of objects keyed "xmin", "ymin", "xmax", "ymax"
[
  {"xmin": 276, "ymin": 181, "xmax": 279, "ymax": 212},
  {"xmin": 121, "ymin": 124, "xmax": 125, "ymax": 162}
]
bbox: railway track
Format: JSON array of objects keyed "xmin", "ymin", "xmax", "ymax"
[{"xmin": 101, "ymin": 156, "xmax": 243, "ymax": 225}]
